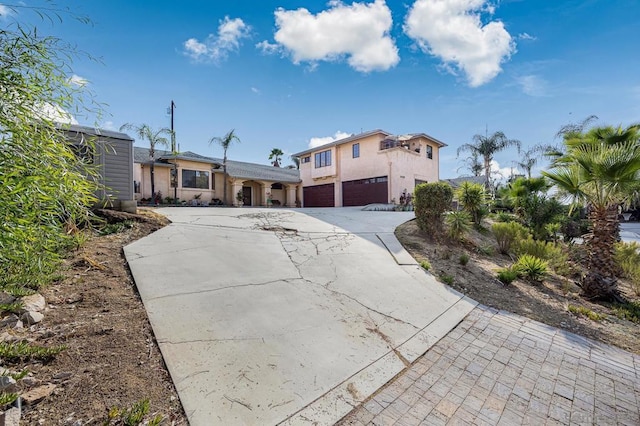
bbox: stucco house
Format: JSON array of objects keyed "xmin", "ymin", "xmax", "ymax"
[
  {"xmin": 134, "ymin": 147, "xmax": 301, "ymax": 207},
  {"xmin": 292, "ymin": 129, "xmax": 446, "ymax": 207},
  {"xmin": 61, "ymin": 124, "xmax": 136, "ymax": 212}
]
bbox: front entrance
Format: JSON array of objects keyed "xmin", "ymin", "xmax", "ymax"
[{"xmin": 242, "ymin": 186, "xmax": 252, "ymax": 206}]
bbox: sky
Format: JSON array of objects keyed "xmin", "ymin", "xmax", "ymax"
[{"xmin": 3, "ymin": 0, "xmax": 640, "ymax": 179}]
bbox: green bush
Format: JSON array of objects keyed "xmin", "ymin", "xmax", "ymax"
[
  {"xmin": 494, "ymin": 212, "xmax": 517, "ymax": 222},
  {"xmin": 567, "ymin": 304, "xmax": 606, "ymax": 321},
  {"xmin": 445, "ymin": 211, "xmax": 472, "ymax": 240},
  {"xmin": 497, "ymin": 266, "xmax": 519, "ymax": 284},
  {"xmin": 459, "ymin": 253, "xmax": 470, "ymax": 266},
  {"xmin": 614, "ymin": 242, "xmax": 640, "ymax": 295},
  {"xmin": 456, "ymin": 181, "xmax": 487, "ymax": 225},
  {"xmin": 419, "ymin": 260, "xmax": 431, "ymax": 271},
  {"xmin": 611, "ymin": 301, "xmax": 640, "ymax": 323},
  {"xmin": 439, "ymin": 273, "xmax": 454, "ymax": 285},
  {"xmin": 414, "ymin": 182, "xmax": 453, "ymax": 235},
  {"xmin": 492, "ymin": 222, "xmax": 530, "ymax": 254},
  {"xmin": 514, "ymin": 254, "xmax": 548, "ymax": 283}
]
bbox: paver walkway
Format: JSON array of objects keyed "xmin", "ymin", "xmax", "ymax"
[{"xmin": 339, "ymin": 306, "xmax": 640, "ymax": 425}]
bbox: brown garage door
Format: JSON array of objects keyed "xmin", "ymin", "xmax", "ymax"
[
  {"xmin": 303, "ymin": 183, "xmax": 335, "ymax": 207},
  {"xmin": 342, "ymin": 176, "xmax": 388, "ymax": 206}
]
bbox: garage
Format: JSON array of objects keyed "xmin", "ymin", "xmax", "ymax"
[
  {"xmin": 342, "ymin": 176, "xmax": 388, "ymax": 207},
  {"xmin": 303, "ymin": 183, "xmax": 335, "ymax": 207}
]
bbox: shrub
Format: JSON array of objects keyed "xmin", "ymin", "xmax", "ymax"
[
  {"xmin": 445, "ymin": 211, "xmax": 472, "ymax": 240},
  {"xmin": 514, "ymin": 254, "xmax": 548, "ymax": 283},
  {"xmin": 611, "ymin": 301, "xmax": 640, "ymax": 323},
  {"xmin": 414, "ymin": 182, "xmax": 453, "ymax": 235},
  {"xmin": 495, "ymin": 212, "xmax": 517, "ymax": 223},
  {"xmin": 514, "ymin": 237, "xmax": 568, "ymax": 274},
  {"xmin": 497, "ymin": 266, "xmax": 519, "ymax": 285},
  {"xmin": 419, "ymin": 260, "xmax": 431, "ymax": 271},
  {"xmin": 567, "ymin": 304, "xmax": 606, "ymax": 321},
  {"xmin": 459, "ymin": 253, "xmax": 470, "ymax": 266},
  {"xmin": 477, "ymin": 244, "xmax": 495, "ymax": 256},
  {"xmin": 456, "ymin": 181, "xmax": 487, "ymax": 225},
  {"xmin": 492, "ymin": 222, "xmax": 530, "ymax": 254},
  {"xmin": 614, "ymin": 242, "xmax": 640, "ymax": 294},
  {"xmin": 439, "ymin": 273, "xmax": 454, "ymax": 285}
]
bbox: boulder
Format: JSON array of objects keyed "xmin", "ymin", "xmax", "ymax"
[
  {"xmin": 20, "ymin": 294, "xmax": 46, "ymax": 313},
  {"xmin": 21, "ymin": 311, "xmax": 44, "ymax": 325},
  {"xmin": 21, "ymin": 383, "xmax": 56, "ymax": 406},
  {"xmin": 0, "ymin": 292, "xmax": 16, "ymax": 305}
]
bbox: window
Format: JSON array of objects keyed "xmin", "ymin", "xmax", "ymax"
[
  {"xmin": 314, "ymin": 150, "xmax": 332, "ymax": 168},
  {"xmin": 301, "ymin": 156, "xmax": 311, "ymax": 164},
  {"xmin": 182, "ymin": 169, "xmax": 209, "ymax": 189},
  {"xmin": 352, "ymin": 143, "xmax": 360, "ymax": 158},
  {"xmin": 426, "ymin": 145, "xmax": 433, "ymax": 159},
  {"xmin": 211, "ymin": 173, "xmax": 215, "ymax": 190}
]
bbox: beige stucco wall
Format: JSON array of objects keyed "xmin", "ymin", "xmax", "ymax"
[{"xmin": 298, "ymin": 133, "xmax": 441, "ymax": 207}]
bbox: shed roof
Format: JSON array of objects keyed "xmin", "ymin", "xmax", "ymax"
[{"xmin": 61, "ymin": 124, "xmax": 134, "ymax": 141}]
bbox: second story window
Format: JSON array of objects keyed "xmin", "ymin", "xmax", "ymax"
[
  {"xmin": 426, "ymin": 145, "xmax": 433, "ymax": 159},
  {"xmin": 352, "ymin": 143, "xmax": 360, "ymax": 158},
  {"xmin": 315, "ymin": 150, "xmax": 331, "ymax": 168},
  {"xmin": 301, "ymin": 156, "xmax": 311, "ymax": 164}
]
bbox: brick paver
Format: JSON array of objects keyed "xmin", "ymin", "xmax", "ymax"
[{"xmin": 339, "ymin": 306, "xmax": 640, "ymax": 425}]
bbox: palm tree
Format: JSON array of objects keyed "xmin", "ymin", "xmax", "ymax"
[
  {"xmin": 514, "ymin": 148, "xmax": 539, "ymax": 178},
  {"xmin": 269, "ymin": 148, "xmax": 284, "ymax": 167},
  {"xmin": 119, "ymin": 123, "xmax": 171, "ymax": 199},
  {"xmin": 457, "ymin": 131, "xmax": 521, "ymax": 190},
  {"xmin": 543, "ymin": 123, "xmax": 640, "ymax": 300},
  {"xmin": 290, "ymin": 155, "xmax": 300, "ymax": 170},
  {"xmin": 209, "ymin": 129, "xmax": 240, "ymax": 206},
  {"xmin": 457, "ymin": 150, "xmax": 483, "ymax": 177}
]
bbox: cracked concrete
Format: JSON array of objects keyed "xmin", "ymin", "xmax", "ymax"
[{"xmin": 125, "ymin": 207, "xmax": 476, "ymax": 425}]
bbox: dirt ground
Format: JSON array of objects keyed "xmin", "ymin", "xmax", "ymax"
[
  {"xmin": 13, "ymin": 210, "xmax": 187, "ymax": 425},
  {"xmin": 395, "ymin": 219, "xmax": 640, "ymax": 355}
]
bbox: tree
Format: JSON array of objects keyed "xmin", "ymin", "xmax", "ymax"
[
  {"xmin": 543, "ymin": 123, "xmax": 640, "ymax": 300},
  {"xmin": 507, "ymin": 177, "xmax": 564, "ymax": 240},
  {"xmin": 269, "ymin": 148, "xmax": 284, "ymax": 167},
  {"xmin": 119, "ymin": 123, "xmax": 170, "ymax": 200},
  {"xmin": 209, "ymin": 129, "xmax": 240, "ymax": 205},
  {"xmin": 290, "ymin": 155, "xmax": 300, "ymax": 170},
  {"xmin": 457, "ymin": 131, "xmax": 521, "ymax": 190},
  {"xmin": 414, "ymin": 182, "xmax": 453, "ymax": 235},
  {"xmin": 457, "ymin": 150, "xmax": 483, "ymax": 177},
  {"xmin": 1, "ymin": 10, "xmax": 100, "ymax": 288},
  {"xmin": 514, "ymin": 148, "xmax": 539, "ymax": 178}
]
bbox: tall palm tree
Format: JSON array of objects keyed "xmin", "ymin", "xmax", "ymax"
[
  {"xmin": 269, "ymin": 148, "xmax": 284, "ymax": 167},
  {"xmin": 119, "ymin": 123, "xmax": 170, "ymax": 199},
  {"xmin": 457, "ymin": 131, "xmax": 521, "ymax": 190},
  {"xmin": 514, "ymin": 148, "xmax": 539, "ymax": 178},
  {"xmin": 209, "ymin": 129, "xmax": 240, "ymax": 205},
  {"xmin": 543, "ymin": 123, "xmax": 640, "ymax": 300}
]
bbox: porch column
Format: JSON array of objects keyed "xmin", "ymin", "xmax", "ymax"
[
  {"xmin": 261, "ymin": 182, "xmax": 271, "ymax": 207},
  {"xmin": 286, "ymin": 185, "xmax": 297, "ymax": 208},
  {"xmin": 231, "ymin": 181, "xmax": 243, "ymax": 206}
]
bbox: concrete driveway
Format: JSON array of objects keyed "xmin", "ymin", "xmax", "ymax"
[{"xmin": 124, "ymin": 207, "xmax": 475, "ymax": 425}]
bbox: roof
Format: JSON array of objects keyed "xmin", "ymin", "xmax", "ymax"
[
  {"xmin": 133, "ymin": 147, "xmax": 301, "ymax": 183},
  {"xmin": 292, "ymin": 129, "xmax": 447, "ymax": 157},
  {"xmin": 441, "ymin": 176, "xmax": 486, "ymax": 188},
  {"xmin": 60, "ymin": 124, "xmax": 134, "ymax": 141}
]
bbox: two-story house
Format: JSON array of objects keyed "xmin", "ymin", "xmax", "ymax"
[{"xmin": 293, "ymin": 129, "xmax": 446, "ymax": 207}]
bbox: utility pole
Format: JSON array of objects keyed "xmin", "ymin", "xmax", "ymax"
[{"xmin": 168, "ymin": 100, "xmax": 177, "ymax": 204}]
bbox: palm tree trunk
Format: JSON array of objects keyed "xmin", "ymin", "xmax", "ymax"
[
  {"xmin": 483, "ymin": 157, "xmax": 491, "ymax": 190},
  {"xmin": 150, "ymin": 161, "xmax": 156, "ymax": 202},
  {"xmin": 582, "ymin": 205, "xmax": 620, "ymax": 300}
]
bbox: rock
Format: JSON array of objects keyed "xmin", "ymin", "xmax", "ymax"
[
  {"xmin": 21, "ymin": 377, "xmax": 40, "ymax": 387},
  {"xmin": 52, "ymin": 372, "xmax": 72, "ymax": 381},
  {"xmin": 0, "ymin": 292, "xmax": 16, "ymax": 305},
  {"xmin": 21, "ymin": 311, "xmax": 44, "ymax": 325},
  {"xmin": 13, "ymin": 320, "xmax": 23, "ymax": 329},
  {"xmin": 0, "ymin": 406, "xmax": 21, "ymax": 426},
  {"xmin": 21, "ymin": 383, "xmax": 56, "ymax": 406},
  {"xmin": 0, "ymin": 314, "xmax": 19, "ymax": 328},
  {"xmin": 21, "ymin": 294, "xmax": 46, "ymax": 313},
  {"xmin": 0, "ymin": 376, "xmax": 17, "ymax": 392}
]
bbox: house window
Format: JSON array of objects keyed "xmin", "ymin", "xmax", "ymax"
[
  {"xmin": 314, "ymin": 150, "xmax": 331, "ymax": 168},
  {"xmin": 182, "ymin": 169, "xmax": 209, "ymax": 189},
  {"xmin": 301, "ymin": 156, "xmax": 310, "ymax": 164},
  {"xmin": 352, "ymin": 143, "xmax": 360, "ymax": 158},
  {"xmin": 211, "ymin": 173, "xmax": 215, "ymax": 190},
  {"xmin": 426, "ymin": 145, "xmax": 433, "ymax": 159}
]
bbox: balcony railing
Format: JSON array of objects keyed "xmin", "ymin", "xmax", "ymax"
[{"xmin": 380, "ymin": 139, "xmax": 421, "ymax": 153}]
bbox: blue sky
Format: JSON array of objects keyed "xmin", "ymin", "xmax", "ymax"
[{"xmin": 4, "ymin": 0, "xmax": 639, "ymax": 178}]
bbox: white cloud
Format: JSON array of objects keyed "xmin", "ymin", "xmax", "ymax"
[
  {"xmin": 101, "ymin": 121, "xmax": 116, "ymax": 130},
  {"xmin": 309, "ymin": 131, "xmax": 351, "ymax": 148},
  {"xmin": 516, "ymin": 74, "xmax": 548, "ymax": 97},
  {"xmin": 183, "ymin": 16, "xmax": 251, "ymax": 62},
  {"xmin": 35, "ymin": 103, "xmax": 78, "ymax": 125},
  {"xmin": 404, "ymin": 0, "xmax": 516, "ymax": 87},
  {"xmin": 263, "ymin": 0, "xmax": 399, "ymax": 72},
  {"xmin": 251, "ymin": 87, "xmax": 260, "ymax": 94},
  {"xmin": 518, "ymin": 32, "xmax": 536, "ymax": 41},
  {"xmin": 0, "ymin": 4, "xmax": 15, "ymax": 19},
  {"xmin": 68, "ymin": 74, "xmax": 88, "ymax": 87},
  {"xmin": 490, "ymin": 159, "xmax": 515, "ymax": 181}
]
